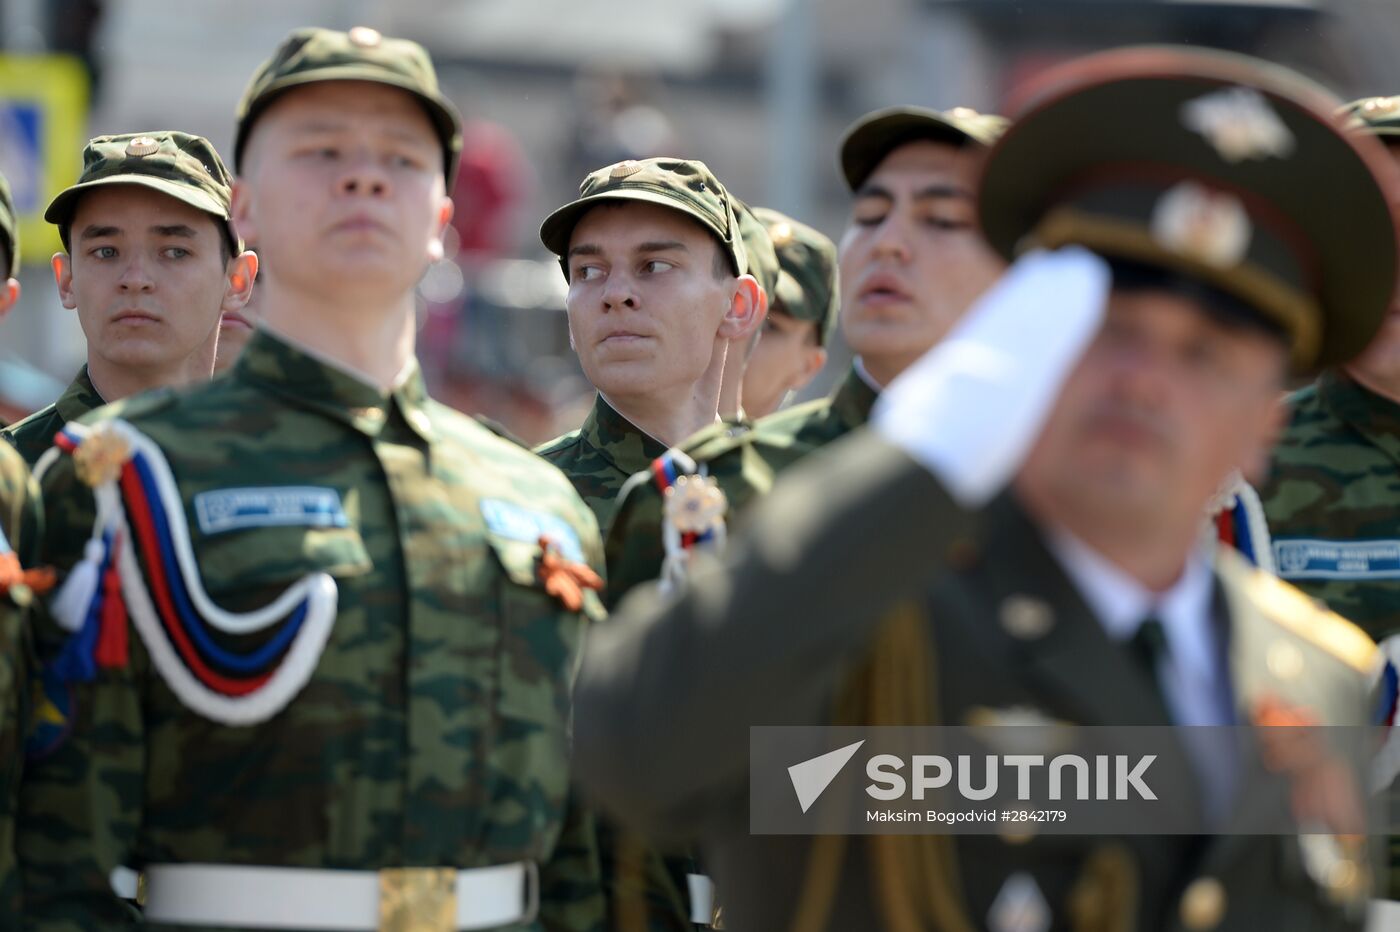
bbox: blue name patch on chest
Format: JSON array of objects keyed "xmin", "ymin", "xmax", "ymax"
[
  {"xmin": 480, "ymin": 498, "xmax": 585, "ymax": 563},
  {"xmin": 1273, "ymin": 538, "xmax": 1400, "ymax": 580},
  {"xmin": 193, "ymin": 487, "xmax": 350, "ymax": 535}
]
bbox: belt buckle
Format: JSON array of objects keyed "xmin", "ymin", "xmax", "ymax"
[{"xmin": 378, "ymin": 867, "xmax": 458, "ymax": 932}]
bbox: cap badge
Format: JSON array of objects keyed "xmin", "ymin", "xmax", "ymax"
[
  {"xmin": 609, "ymin": 160, "xmax": 643, "ymax": 180},
  {"xmin": 348, "ymin": 26, "xmax": 382, "ymax": 48},
  {"xmin": 125, "ymin": 137, "xmax": 160, "ymax": 158},
  {"xmin": 768, "ymin": 221, "xmax": 794, "ymax": 247},
  {"xmin": 1181, "ymin": 87, "xmax": 1296, "ymax": 163},
  {"xmin": 1151, "ymin": 181, "xmax": 1252, "ymax": 269}
]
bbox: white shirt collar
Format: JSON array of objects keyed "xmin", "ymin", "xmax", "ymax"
[{"xmin": 1046, "ymin": 527, "xmax": 1216, "ymax": 677}]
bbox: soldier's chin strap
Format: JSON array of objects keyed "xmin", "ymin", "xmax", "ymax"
[{"xmin": 47, "ymin": 420, "xmax": 338, "ymax": 726}]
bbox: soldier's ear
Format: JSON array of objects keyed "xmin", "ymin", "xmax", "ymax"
[
  {"xmin": 222, "ymin": 251, "xmax": 259, "ymax": 313},
  {"xmin": 718, "ymin": 274, "xmax": 765, "ymax": 342},
  {"xmin": 230, "ymin": 179, "xmax": 258, "ymax": 248},
  {"xmin": 53, "ymin": 253, "xmax": 78, "ymax": 310},
  {"xmin": 0, "ymin": 278, "xmax": 18, "ymax": 317}
]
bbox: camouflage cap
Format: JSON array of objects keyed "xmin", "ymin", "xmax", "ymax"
[
  {"xmin": 735, "ymin": 199, "xmax": 780, "ymax": 300},
  {"xmin": 235, "ymin": 26, "xmax": 463, "ymax": 187},
  {"xmin": 540, "ymin": 158, "xmax": 748, "ymax": 281},
  {"xmin": 1340, "ymin": 96, "xmax": 1400, "ymax": 139},
  {"xmin": 0, "ymin": 172, "xmax": 16, "ymax": 278},
  {"xmin": 753, "ymin": 207, "xmax": 839, "ymax": 346},
  {"xmin": 979, "ymin": 46, "xmax": 1400, "ymax": 374},
  {"xmin": 839, "ymin": 105, "xmax": 1009, "ymax": 191},
  {"xmin": 45, "ymin": 131, "xmax": 240, "ymax": 254}
]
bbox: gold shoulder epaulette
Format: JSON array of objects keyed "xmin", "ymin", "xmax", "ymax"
[{"xmin": 1240, "ymin": 560, "xmax": 1377, "ymax": 674}]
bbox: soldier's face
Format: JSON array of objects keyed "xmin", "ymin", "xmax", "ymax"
[
  {"xmin": 1018, "ymin": 289, "xmax": 1286, "ymax": 538},
  {"xmin": 234, "ymin": 81, "xmax": 452, "ymax": 309},
  {"xmin": 838, "ymin": 140, "xmax": 1005, "ymax": 386},
  {"xmin": 56, "ymin": 187, "xmax": 236, "ymax": 373},
  {"xmin": 564, "ymin": 202, "xmax": 746, "ymax": 400},
  {"xmin": 741, "ymin": 311, "xmax": 825, "ymax": 418}
]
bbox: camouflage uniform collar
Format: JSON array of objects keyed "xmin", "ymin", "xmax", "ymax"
[
  {"xmin": 829, "ymin": 363, "xmax": 880, "ymax": 433},
  {"xmin": 583, "ymin": 394, "xmax": 669, "ymax": 474},
  {"xmin": 1320, "ymin": 368, "xmax": 1400, "ymax": 457},
  {"xmin": 235, "ymin": 328, "xmax": 434, "ymax": 441},
  {"xmin": 56, "ymin": 365, "xmax": 107, "ymax": 425}
]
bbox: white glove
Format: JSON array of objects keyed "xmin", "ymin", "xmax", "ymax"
[{"xmin": 873, "ymin": 246, "xmax": 1110, "ymax": 507}]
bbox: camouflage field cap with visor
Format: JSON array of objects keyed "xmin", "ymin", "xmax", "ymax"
[
  {"xmin": 45, "ymin": 131, "xmax": 240, "ymax": 254},
  {"xmin": 540, "ymin": 157, "xmax": 748, "ymax": 282},
  {"xmin": 735, "ymin": 199, "xmax": 781, "ymax": 301},
  {"xmin": 0, "ymin": 173, "xmax": 17, "ymax": 278},
  {"xmin": 234, "ymin": 26, "xmax": 463, "ymax": 187},
  {"xmin": 753, "ymin": 206, "xmax": 840, "ymax": 346},
  {"xmin": 977, "ymin": 46, "xmax": 1400, "ymax": 375},
  {"xmin": 839, "ymin": 105, "xmax": 1009, "ymax": 191}
]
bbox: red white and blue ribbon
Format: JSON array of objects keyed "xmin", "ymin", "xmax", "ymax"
[
  {"xmin": 48, "ymin": 420, "xmax": 337, "ymax": 726},
  {"xmin": 1207, "ymin": 471, "xmax": 1276, "ymax": 574},
  {"xmin": 652, "ymin": 449, "xmax": 727, "ymax": 595}
]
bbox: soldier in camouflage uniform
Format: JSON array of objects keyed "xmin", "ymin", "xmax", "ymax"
[
  {"xmin": 1260, "ymin": 96, "xmax": 1400, "ymax": 643},
  {"xmin": 0, "ymin": 172, "xmax": 55, "ymax": 925},
  {"xmin": 605, "ymin": 106, "xmax": 1006, "ymax": 604},
  {"xmin": 3, "ymin": 132, "xmax": 256, "ymax": 466},
  {"xmin": 739, "ymin": 208, "xmax": 839, "ymax": 420},
  {"xmin": 1258, "ymin": 95, "xmax": 1400, "ymax": 905},
  {"xmin": 17, "ymin": 27, "xmax": 605, "ymax": 929},
  {"xmin": 534, "ymin": 158, "xmax": 763, "ymax": 531}
]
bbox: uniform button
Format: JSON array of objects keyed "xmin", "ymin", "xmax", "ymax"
[
  {"xmin": 1179, "ymin": 876, "xmax": 1226, "ymax": 930},
  {"xmin": 1000, "ymin": 595, "xmax": 1054, "ymax": 640},
  {"xmin": 1266, "ymin": 641, "xmax": 1304, "ymax": 681}
]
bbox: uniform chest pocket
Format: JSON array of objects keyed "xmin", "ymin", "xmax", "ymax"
[
  {"xmin": 190, "ymin": 525, "xmax": 374, "ymax": 613},
  {"xmin": 483, "ymin": 530, "xmax": 590, "ymax": 728}
]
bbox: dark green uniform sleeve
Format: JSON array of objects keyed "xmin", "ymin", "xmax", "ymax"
[
  {"xmin": 17, "ymin": 450, "xmax": 143, "ymax": 927},
  {"xmin": 574, "ymin": 430, "xmax": 980, "ymax": 841},
  {"xmin": 0, "ymin": 443, "xmax": 41, "ymax": 921}
]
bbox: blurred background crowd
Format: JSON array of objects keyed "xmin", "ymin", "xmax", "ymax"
[{"xmin": 1, "ymin": 0, "xmax": 1399, "ymax": 444}]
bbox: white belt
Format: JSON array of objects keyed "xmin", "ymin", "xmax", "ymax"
[
  {"xmin": 141, "ymin": 861, "xmax": 538, "ymax": 930},
  {"xmin": 687, "ymin": 872, "xmax": 715, "ymax": 926}
]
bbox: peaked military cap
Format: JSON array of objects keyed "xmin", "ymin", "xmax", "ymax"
[
  {"xmin": 978, "ymin": 46, "xmax": 1400, "ymax": 373},
  {"xmin": 540, "ymin": 157, "xmax": 748, "ymax": 281},
  {"xmin": 46, "ymin": 131, "xmax": 240, "ymax": 254},
  {"xmin": 839, "ymin": 105, "xmax": 1009, "ymax": 191},
  {"xmin": 752, "ymin": 206, "xmax": 839, "ymax": 346},
  {"xmin": 235, "ymin": 26, "xmax": 463, "ymax": 187}
]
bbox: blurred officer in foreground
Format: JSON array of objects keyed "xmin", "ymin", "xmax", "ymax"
[
  {"xmin": 575, "ymin": 48, "xmax": 1398, "ymax": 931},
  {"xmin": 3, "ymin": 132, "xmax": 255, "ymax": 465},
  {"xmin": 18, "ymin": 26, "xmax": 605, "ymax": 928}
]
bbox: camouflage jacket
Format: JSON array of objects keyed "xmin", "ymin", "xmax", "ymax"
[
  {"xmin": 2, "ymin": 366, "xmax": 105, "ymax": 467},
  {"xmin": 0, "ymin": 442, "xmax": 40, "ymax": 925},
  {"xmin": 606, "ymin": 363, "xmax": 878, "ymax": 606},
  {"xmin": 1260, "ymin": 370, "xmax": 1400, "ymax": 642},
  {"xmin": 17, "ymin": 330, "xmax": 606, "ymax": 930},
  {"xmin": 535, "ymin": 395, "xmax": 668, "ymax": 535}
]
